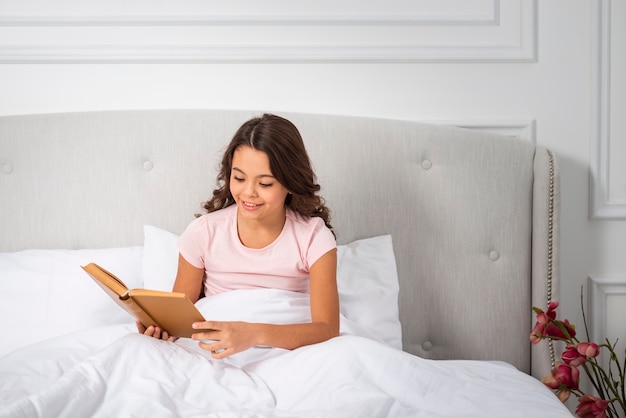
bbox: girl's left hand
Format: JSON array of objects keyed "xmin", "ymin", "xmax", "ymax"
[
  {"xmin": 191, "ymin": 320, "xmax": 256, "ymax": 359},
  {"xmin": 136, "ymin": 319, "xmax": 178, "ymax": 342}
]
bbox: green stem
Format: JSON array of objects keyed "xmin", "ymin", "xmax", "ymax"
[
  {"xmin": 603, "ymin": 339, "xmax": 626, "ymax": 413},
  {"xmin": 586, "ymin": 359, "xmax": 625, "ymax": 414},
  {"xmin": 605, "ymin": 407, "xmax": 618, "ymax": 418},
  {"xmin": 579, "ymin": 286, "xmax": 625, "ymax": 416},
  {"xmin": 580, "ymin": 286, "xmax": 591, "ymax": 342},
  {"xmin": 611, "ymin": 344, "xmax": 626, "ymax": 412},
  {"xmin": 581, "ymin": 361, "xmax": 606, "ymax": 399},
  {"xmin": 621, "ymin": 348, "xmax": 626, "ymax": 413}
]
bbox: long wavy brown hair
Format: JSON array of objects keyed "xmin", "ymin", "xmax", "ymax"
[{"xmin": 200, "ymin": 114, "xmax": 334, "ymax": 235}]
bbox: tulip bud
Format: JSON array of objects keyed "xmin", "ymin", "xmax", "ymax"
[{"xmin": 577, "ymin": 342, "xmax": 600, "ymax": 359}]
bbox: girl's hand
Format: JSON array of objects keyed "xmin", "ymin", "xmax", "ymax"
[
  {"xmin": 191, "ymin": 321, "xmax": 256, "ymax": 359},
  {"xmin": 136, "ymin": 319, "xmax": 177, "ymax": 342}
]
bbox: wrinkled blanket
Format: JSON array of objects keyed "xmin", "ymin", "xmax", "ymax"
[{"xmin": 0, "ymin": 290, "xmax": 572, "ymax": 418}]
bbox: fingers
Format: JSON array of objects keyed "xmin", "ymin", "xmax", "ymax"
[
  {"xmin": 137, "ymin": 320, "xmax": 176, "ymax": 341},
  {"xmin": 192, "ymin": 321, "xmax": 244, "ymax": 359},
  {"xmin": 192, "ymin": 320, "xmax": 219, "ymax": 331},
  {"xmin": 191, "ymin": 331, "xmax": 218, "ymax": 341},
  {"xmin": 160, "ymin": 330, "xmax": 178, "ymax": 343},
  {"xmin": 135, "ymin": 319, "xmax": 147, "ymax": 333},
  {"xmin": 193, "ymin": 321, "xmax": 225, "ymax": 357},
  {"xmin": 191, "ymin": 321, "xmax": 219, "ymax": 342},
  {"xmin": 198, "ymin": 341, "xmax": 231, "ymax": 359},
  {"xmin": 210, "ymin": 348, "xmax": 230, "ymax": 359},
  {"xmin": 143, "ymin": 325, "xmax": 161, "ymax": 338}
]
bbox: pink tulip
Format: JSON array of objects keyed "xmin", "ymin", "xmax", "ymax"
[
  {"xmin": 546, "ymin": 301, "xmax": 559, "ymax": 318},
  {"xmin": 562, "ymin": 342, "xmax": 601, "ymax": 367},
  {"xmin": 532, "ymin": 319, "xmax": 576, "ymax": 342},
  {"xmin": 576, "ymin": 394, "xmax": 609, "ymax": 418},
  {"xmin": 547, "ymin": 319, "xmax": 576, "ymax": 340},
  {"xmin": 530, "ymin": 307, "xmax": 551, "ymax": 343},
  {"xmin": 532, "ymin": 303, "xmax": 620, "ymax": 415},
  {"xmin": 530, "ymin": 321, "xmax": 545, "ymax": 344},
  {"xmin": 530, "ymin": 302, "xmax": 576, "ymax": 343},
  {"xmin": 542, "ymin": 363, "xmax": 579, "ymax": 402},
  {"xmin": 541, "ymin": 370, "xmax": 571, "ymax": 402},
  {"xmin": 532, "ymin": 301, "xmax": 559, "ymax": 324},
  {"xmin": 562, "ymin": 344, "xmax": 587, "ymax": 367},
  {"xmin": 577, "ymin": 342, "xmax": 600, "ymax": 359},
  {"xmin": 554, "ymin": 363, "xmax": 580, "ymax": 390}
]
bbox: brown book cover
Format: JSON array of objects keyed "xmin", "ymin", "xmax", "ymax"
[{"xmin": 82, "ymin": 262, "xmax": 205, "ymax": 338}]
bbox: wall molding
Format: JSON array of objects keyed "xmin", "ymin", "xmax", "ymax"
[
  {"xmin": 590, "ymin": 0, "xmax": 626, "ymax": 219},
  {"xmin": 588, "ymin": 276, "xmax": 626, "ymax": 367},
  {"xmin": 0, "ymin": 0, "xmax": 536, "ymax": 63},
  {"xmin": 0, "ymin": 8, "xmax": 500, "ymax": 27},
  {"xmin": 0, "ymin": 15, "xmax": 496, "ymax": 27}
]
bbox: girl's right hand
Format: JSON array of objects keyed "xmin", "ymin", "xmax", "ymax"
[{"xmin": 136, "ymin": 319, "xmax": 177, "ymax": 342}]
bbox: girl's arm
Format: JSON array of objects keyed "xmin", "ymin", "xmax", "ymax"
[
  {"xmin": 172, "ymin": 253, "xmax": 205, "ymax": 303},
  {"xmin": 136, "ymin": 253, "xmax": 204, "ymax": 339},
  {"xmin": 191, "ymin": 248, "xmax": 339, "ymax": 358}
]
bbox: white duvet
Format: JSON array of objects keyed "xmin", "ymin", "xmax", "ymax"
[{"xmin": 0, "ymin": 289, "xmax": 572, "ymax": 418}]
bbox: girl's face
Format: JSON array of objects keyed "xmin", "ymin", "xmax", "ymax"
[{"xmin": 229, "ymin": 146, "xmax": 290, "ymax": 226}]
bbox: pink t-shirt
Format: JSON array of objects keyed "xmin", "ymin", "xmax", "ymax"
[{"xmin": 177, "ymin": 205, "xmax": 336, "ymax": 296}]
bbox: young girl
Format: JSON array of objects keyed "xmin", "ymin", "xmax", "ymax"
[{"xmin": 137, "ymin": 114, "xmax": 339, "ymax": 359}]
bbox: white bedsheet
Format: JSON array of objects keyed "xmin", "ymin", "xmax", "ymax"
[{"xmin": 0, "ymin": 290, "xmax": 572, "ymax": 418}]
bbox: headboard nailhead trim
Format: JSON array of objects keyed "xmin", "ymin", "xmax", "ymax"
[{"xmin": 546, "ymin": 149, "xmax": 556, "ymax": 369}]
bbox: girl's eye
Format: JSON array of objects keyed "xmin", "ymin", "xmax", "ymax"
[
  {"xmin": 259, "ymin": 182, "xmax": 273, "ymax": 188},
  {"xmin": 233, "ymin": 176, "xmax": 244, "ymax": 182}
]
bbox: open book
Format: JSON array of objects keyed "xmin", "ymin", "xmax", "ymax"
[{"xmin": 82, "ymin": 263, "xmax": 205, "ymax": 338}]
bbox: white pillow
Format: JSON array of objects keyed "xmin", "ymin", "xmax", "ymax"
[
  {"xmin": 336, "ymin": 234, "xmax": 402, "ymax": 350},
  {"xmin": 142, "ymin": 225, "xmax": 402, "ymax": 349},
  {"xmin": 0, "ymin": 246, "xmax": 143, "ymax": 358},
  {"xmin": 143, "ymin": 225, "xmax": 180, "ymax": 291}
]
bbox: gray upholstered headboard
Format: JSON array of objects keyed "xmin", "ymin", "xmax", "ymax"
[{"xmin": 0, "ymin": 109, "xmax": 559, "ymax": 378}]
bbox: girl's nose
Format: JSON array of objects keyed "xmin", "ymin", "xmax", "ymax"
[{"xmin": 245, "ymin": 183, "xmax": 258, "ymax": 197}]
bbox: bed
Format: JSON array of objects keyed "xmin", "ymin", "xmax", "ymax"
[{"xmin": 0, "ymin": 109, "xmax": 572, "ymax": 417}]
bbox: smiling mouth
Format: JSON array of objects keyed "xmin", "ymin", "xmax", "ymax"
[{"xmin": 242, "ymin": 201, "xmax": 261, "ymax": 208}]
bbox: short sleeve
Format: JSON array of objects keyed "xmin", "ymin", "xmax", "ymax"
[
  {"xmin": 306, "ymin": 219, "xmax": 337, "ymax": 269},
  {"xmin": 177, "ymin": 217, "xmax": 208, "ymax": 269}
]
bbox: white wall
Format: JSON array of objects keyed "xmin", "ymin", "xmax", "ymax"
[{"xmin": 1, "ymin": 0, "xmax": 625, "ymax": 365}]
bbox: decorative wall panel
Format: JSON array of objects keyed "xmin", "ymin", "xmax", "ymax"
[
  {"xmin": 0, "ymin": 0, "xmax": 536, "ymax": 63},
  {"xmin": 590, "ymin": 0, "xmax": 626, "ymax": 219},
  {"xmin": 588, "ymin": 276, "xmax": 626, "ymax": 368}
]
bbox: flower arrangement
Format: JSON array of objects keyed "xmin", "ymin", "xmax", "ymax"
[{"xmin": 531, "ymin": 301, "xmax": 625, "ymax": 418}]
